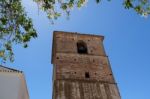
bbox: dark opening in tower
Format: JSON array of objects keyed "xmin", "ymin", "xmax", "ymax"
[
  {"xmin": 85, "ymin": 72, "xmax": 90, "ymax": 78},
  {"xmin": 77, "ymin": 40, "xmax": 88, "ymax": 54}
]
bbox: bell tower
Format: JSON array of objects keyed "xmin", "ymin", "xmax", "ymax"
[{"xmin": 51, "ymin": 31, "xmax": 121, "ymax": 99}]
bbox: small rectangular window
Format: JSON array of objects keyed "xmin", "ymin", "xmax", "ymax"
[{"xmin": 85, "ymin": 72, "xmax": 90, "ymax": 78}]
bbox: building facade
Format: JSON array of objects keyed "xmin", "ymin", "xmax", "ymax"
[
  {"xmin": 0, "ymin": 65, "xmax": 29, "ymax": 99},
  {"xmin": 51, "ymin": 31, "xmax": 121, "ymax": 99}
]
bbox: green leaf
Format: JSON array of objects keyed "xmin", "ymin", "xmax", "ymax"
[
  {"xmin": 61, "ymin": 4, "xmax": 68, "ymax": 10},
  {"xmin": 23, "ymin": 44, "xmax": 28, "ymax": 48},
  {"xmin": 124, "ymin": 0, "xmax": 133, "ymax": 9},
  {"xmin": 96, "ymin": 0, "xmax": 100, "ymax": 3}
]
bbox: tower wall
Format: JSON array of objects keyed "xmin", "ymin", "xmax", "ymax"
[
  {"xmin": 52, "ymin": 31, "xmax": 121, "ymax": 99},
  {"xmin": 54, "ymin": 80, "xmax": 120, "ymax": 99}
]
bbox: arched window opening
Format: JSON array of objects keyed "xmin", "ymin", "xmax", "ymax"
[{"xmin": 77, "ymin": 40, "xmax": 88, "ymax": 54}]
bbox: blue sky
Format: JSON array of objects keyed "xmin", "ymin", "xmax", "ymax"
[{"xmin": 5, "ymin": 0, "xmax": 150, "ymax": 99}]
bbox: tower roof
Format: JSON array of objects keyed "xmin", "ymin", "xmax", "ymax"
[{"xmin": 53, "ymin": 31, "xmax": 104, "ymax": 40}]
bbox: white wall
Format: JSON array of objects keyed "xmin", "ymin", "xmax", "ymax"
[{"xmin": 0, "ymin": 72, "xmax": 29, "ymax": 99}]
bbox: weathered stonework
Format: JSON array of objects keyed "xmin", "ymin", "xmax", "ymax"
[{"xmin": 52, "ymin": 31, "xmax": 121, "ymax": 99}]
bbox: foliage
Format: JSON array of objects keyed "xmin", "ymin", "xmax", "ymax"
[
  {"xmin": 34, "ymin": 0, "xmax": 150, "ymax": 21},
  {"xmin": 0, "ymin": 0, "xmax": 37, "ymax": 63},
  {"xmin": 0, "ymin": 0, "xmax": 150, "ymax": 63},
  {"xmin": 33, "ymin": 0, "xmax": 89, "ymax": 23},
  {"xmin": 123, "ymin": 0, "xmax": 150, "ymax": 17}
]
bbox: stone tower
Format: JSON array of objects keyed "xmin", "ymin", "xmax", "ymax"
[{"xmin": 51, "ymin": 31, "xmax": 121, "ymax": 99}]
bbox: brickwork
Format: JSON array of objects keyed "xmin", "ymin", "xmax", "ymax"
[
  {"xmin": 53, "ymin": 80, "xmax": 120, "ymax": 99},
  {"xmin": 52, "ymin": 31, "xmax": 121, "ymax": 99}
]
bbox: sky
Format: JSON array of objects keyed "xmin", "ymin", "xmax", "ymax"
[{"xmin": 4, "ymin": 0, "xmax": 150, "ymax": 99}]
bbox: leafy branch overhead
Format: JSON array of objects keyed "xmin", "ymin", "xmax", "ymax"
[
  {"xmin": 34, "ymin": 0, "xmax": 150, "ymax": 21},
  {"xmin": 0, "ymin": 0, "xmax": 37, "ymax": 62},
  {"xmin": 34, "ymin": 0, "xmax": 89, "ymax": 23},
  {"xmin": 124, "ymin": 0, "xmax": 150, "ymax": 17},
  {"xmin": 0, "ymin": 0, "xmax": 150, "ymax": 63}
]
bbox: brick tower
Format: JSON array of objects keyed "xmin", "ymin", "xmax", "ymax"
[{"xmin": 51, "ymin": 31, "xmax": 121, "ymax": 99}]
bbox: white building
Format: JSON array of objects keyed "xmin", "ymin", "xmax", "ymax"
[{"xmin": 0, "ymin": 65, "xmax": 29, "ymax": 99}]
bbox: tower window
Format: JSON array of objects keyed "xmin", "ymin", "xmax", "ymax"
[
  {"xmin": 56, "ymin": 57, "xmax": 59, "ymax": 59},
  {"xmin": 85, "ymin": 72, "xmax": 90, "ymax": 78},
  {"xmin": 77, "ymin": 40, "xmax": 88, "ymax": 54}
]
